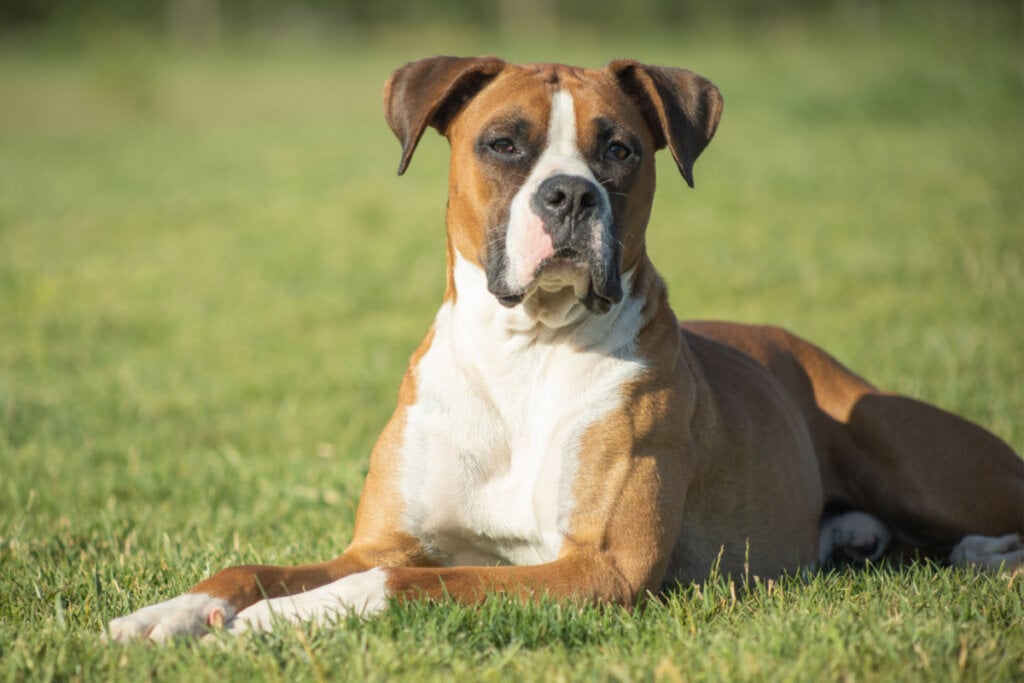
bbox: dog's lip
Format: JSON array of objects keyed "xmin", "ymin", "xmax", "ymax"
[
  {"xmin": 527, "ymin": 256, "xmax": 589, "ymax": 294},
  {"xmin": 493, "ymin": 255, "xmax": 621, "ymax": 313},
  {"xmin": 496, "ymin": 293, "xmax": 524, "ymax": 307},
  {"xmin": 534, "ymin": 254, "xmax": 587, "ymax": 283}
]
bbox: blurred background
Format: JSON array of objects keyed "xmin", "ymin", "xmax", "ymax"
[
  {"xmin": 0, "ymin": 1, "xmax": 1021, "ymax": 525},
  {"xmin": 9, "ymin": 0, "xmax": 1003, "ymax": 41}
]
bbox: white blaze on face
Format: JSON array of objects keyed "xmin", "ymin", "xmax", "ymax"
[{"xmin": 504, "ymin": 90, "xmax": 610, "ymax": 293}]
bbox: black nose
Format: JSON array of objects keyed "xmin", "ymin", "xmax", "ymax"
[{"xmin": 531, "ymin": 174, "xmax": 603, "ymax": 247}]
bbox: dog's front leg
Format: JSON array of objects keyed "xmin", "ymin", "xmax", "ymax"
[
  {"xmin": 227, "ymin": 551, "xmax": 649, "ymax": 634},
  {"xmin": 230, "ymin": 439, "xmax": 691, "ymax": 634},
  {"xmin": 106, "ymin": 552, "xmax": 379, "ymax": 642}
]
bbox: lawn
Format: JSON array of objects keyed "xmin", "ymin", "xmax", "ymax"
[{"xmin": 1, "ymin": 4, "xmax": 1022, "ymax": 681}]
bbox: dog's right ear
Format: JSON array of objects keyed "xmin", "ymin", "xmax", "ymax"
[{"xmin": 384, "ymin": 56, "xmax": 507, "ymax": 175}]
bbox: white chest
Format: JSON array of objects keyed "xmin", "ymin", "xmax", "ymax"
[{"xmin": 396, "ymin": 260, "xmax": 646, "ymax": 567}]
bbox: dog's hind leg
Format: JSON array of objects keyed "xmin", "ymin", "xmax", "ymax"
[
  {"xmin": 828, "ymin": 392, "xmax": 1023, "ymax": 554},
  {"xmin": 682, "ymin": 321, "xmax": 1024, "ymax": 566}
]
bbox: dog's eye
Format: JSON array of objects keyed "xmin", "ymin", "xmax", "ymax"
[
  {"xmin": 605, "ymin": 142, "xmax": 632, "ymax": 161},
  {"xmin": 490, "ymin": 138, "xmax": 520, "ymax": 155}
]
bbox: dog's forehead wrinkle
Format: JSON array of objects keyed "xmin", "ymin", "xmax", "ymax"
[
  {"xmin": 523, "ymin": 62, "xmax": 584, "ymax": 82},
  {"xmin": 591, "ymin": 116, "xmax": 636, "ymax": 141},
  {"xmin": 483, "ymin": 111, "xmax": 530, "ymax": 134}
]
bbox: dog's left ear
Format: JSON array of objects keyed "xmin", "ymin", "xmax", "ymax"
[
  {"xmin": 606, "ymin": 60, "xmax": 723, "ymax": 188},
  {"xmin": 384, "ymin": 55, "xmax": 507, "ymax": 175}
]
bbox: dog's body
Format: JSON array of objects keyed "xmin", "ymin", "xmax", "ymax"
[{"xmin": 109, "ymin": 57, "xmax": 1024, "ymax": 642}]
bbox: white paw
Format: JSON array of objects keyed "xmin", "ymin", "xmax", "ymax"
[
  {"xmin": 107, "ymin": 593, "xmax": 235, "ymax": 643},
  {"xmin": 229, "ymin": 568, "xmax": 389, "ymax": 634},
  {"xmin": 950, "ymin": 533, "xmax": 1024, "ymax": 571},
  {"xmin": 818, "ymin": 511, "xmax": 892, "ymax": 566}
]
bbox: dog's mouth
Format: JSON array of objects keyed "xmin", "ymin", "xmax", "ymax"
[{"xmin": 494, "ymin": 249, "xmax": 622, "ymax": 316}]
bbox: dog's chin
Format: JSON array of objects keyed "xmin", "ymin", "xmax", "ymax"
[{"xmin": 494, "ymin": 257, "xmax": 622, "ymax": 324}]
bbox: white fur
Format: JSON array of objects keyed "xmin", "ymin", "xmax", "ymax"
[
  {"xmin": 950, "ymin": 533, "xmax": 1024, "ymax": 570},
  {"xmin": 397, "ymin": 255, "xmax": 646, "ymax": 567},
  {"xmin": 228, "ymin": 568, "xmax": 389, "ymax": 633},
  {"xmin": 504, "ymin": 90, "xmax": 612, "ymax": 293},
  {"xmin": 817, "ymin": 511, "xmax": 892, "ymax": 565},
  {"xmin": 107, "ymin": 592, "xmax": 233, "ymax": 643}
]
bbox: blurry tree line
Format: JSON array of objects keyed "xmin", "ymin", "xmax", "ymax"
[{"xmin": 5, "ymin": 0, "xmax": 1007, "ymax": 37}]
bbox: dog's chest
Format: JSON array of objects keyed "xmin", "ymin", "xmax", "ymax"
[{"xmin": 397, "ymin": 297, "xmax": 645, "ymax": 567}]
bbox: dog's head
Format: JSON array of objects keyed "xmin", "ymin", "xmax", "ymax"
[{"xmin": 384, "ymin": 57, "xmax": 722, "ymax": 323}]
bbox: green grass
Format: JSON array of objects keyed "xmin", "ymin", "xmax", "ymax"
[{"xmin": 1, "ymin": 5, "xmax": 1022, "ymax": 681}]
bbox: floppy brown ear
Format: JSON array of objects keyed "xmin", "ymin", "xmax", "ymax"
[
  {"xmin": 383, "ymin": 56, "xmax": 507, "ymax": 175},
  {"xmin": 606, "ymin": 60, "xmax": 723, "ymax": 188}
]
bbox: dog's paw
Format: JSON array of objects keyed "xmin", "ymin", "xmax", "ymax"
[
  {"xmin": 818, "ymin": 511, "xmax": 892, "ymax": 567},
  {"xmin": 107, "ymin": 593, "xmax": 235, "ymax": 643},
  {"xmin": 950, "ymin": 533, "xmax": 1024, "ymax": 572}
]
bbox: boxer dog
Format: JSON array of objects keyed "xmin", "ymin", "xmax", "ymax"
[{"xmin": 109, "ymin": 56, "xmax": 1023, "ymax": 642}]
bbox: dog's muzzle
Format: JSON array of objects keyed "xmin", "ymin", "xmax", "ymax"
[{"xmin": 489, "ymin": 174, "xmax": 622, "ymax": 315}]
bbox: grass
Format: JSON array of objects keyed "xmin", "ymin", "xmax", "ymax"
[{"xmin": 1, "ymin": 5, "xmax": 1022, "ymax": 681}]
